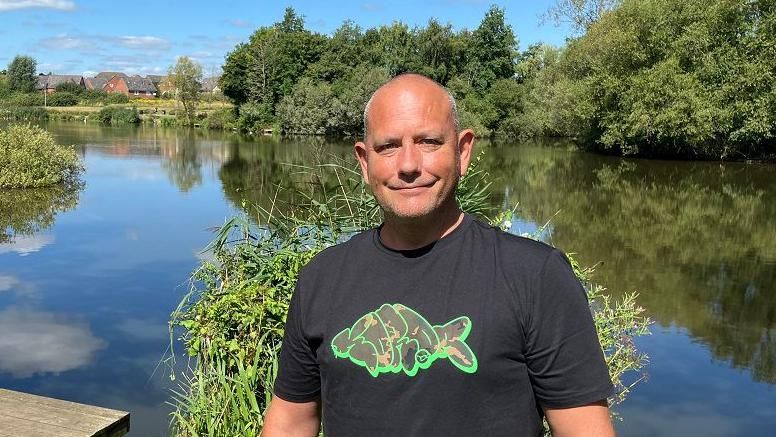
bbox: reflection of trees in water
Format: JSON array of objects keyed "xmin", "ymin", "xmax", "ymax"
[
  {"xmin": 0, "ymin": 182, "xmax": 83, "ymax": 244},
  {"xmin": 218, "ymin": 137, "xmax": 354, "ymax": 216},
  {"xmin": 485, "ymin": 143, "xmax": 776, "ymax": 383}
]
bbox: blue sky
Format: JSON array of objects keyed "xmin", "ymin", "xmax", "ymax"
[{"xmin": 0, "ymin": 0, "xmax": 572, "ymax": 78}]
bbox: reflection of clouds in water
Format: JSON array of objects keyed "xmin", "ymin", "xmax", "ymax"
[
  {"xmin": 115, "ymin": 318, "xmax": 169, "ymax": 341},
  {"xmin": 0, "ymin": 274, "xmax": 36, "ymax": 297},
  {"xmin": 0, "ymin": 233, "xmax": 55, "ymax": 256},
  {"xmin": 0, "ymin": 308, "xmax": 106, "ymax": 378}
]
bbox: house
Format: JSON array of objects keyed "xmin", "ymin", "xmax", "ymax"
[
  {"xmin": 200, "ymin": 76, "xmax": 221, "ymax": 94},
  {"xmin": 147, "ymin": 75, "xmax": 173, "ymax": 95},
  {"xmin": 104, "ymin": 74, "xmax": 158, "ymax": 98},
  {"xmin": 35, "ymin": 74, "xmax": 85, "ymax": 94}
]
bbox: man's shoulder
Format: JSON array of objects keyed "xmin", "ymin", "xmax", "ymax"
[
  {"xmin": 468, "ymin": 217, "xmax": 557, "ymax": 269},
  {"xmin": 299, "ymin": 228, "xmax": 375, "ymax": 276}
]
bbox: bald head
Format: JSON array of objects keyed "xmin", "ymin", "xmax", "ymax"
[{"xmin": 363, "ymin": 74, "xmax": 460, "ymax": 139}]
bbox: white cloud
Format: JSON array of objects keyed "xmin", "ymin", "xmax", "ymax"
[
  {"xmin": 0, "ymin": 308, "xmax": 105, "ymax": 378},
  {"xmin": 39, "ymin": 34, "xmax": 96, "ymax": 51},
  {"xmin": 118, "ymin": 35, "xmax": 170, "ymax": 50},
  {"xmin": 0, "ymin": 0, "xmax": 75, "ymax": 11},
  {"xmin": 0, "ymin": 233, "xmax": 54, "ymax": 256}
]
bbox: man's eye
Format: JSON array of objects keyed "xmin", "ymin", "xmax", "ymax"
[
  {"xmin": 376, "ymin": 143, "xmax": 398, "ymax": 152},
  {"xmin": 420, "ymin": 138, "xmax": 442, "ymax": 145}
]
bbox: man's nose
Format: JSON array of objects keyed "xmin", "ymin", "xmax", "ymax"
[{"xmin": 397, "ymin": 142, "xmax": 422, "ymax": 177}]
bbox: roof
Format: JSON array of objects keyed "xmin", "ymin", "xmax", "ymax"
[
  {"xmin": 35, "ymin": 74, "xmax": 84, "ymax": 90},
  {"xmin": 146, "ymin": 75, "xmax": 165, "ymax": 84},
  {"xmin": 85, "ymin": 77, "xmax": 109, "ymax": 90},
  {"xmin": 94, "ymin": 71, "xmax": 126, "ymax": 80},
  {"xmin": 200, "ymin": 76, "xmax": 221, "ymax": 92},
  {"xmin": 124, "ymin": 75, "xmax": 156, "ymax": 93}
]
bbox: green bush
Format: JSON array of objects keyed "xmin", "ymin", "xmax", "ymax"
[
  {"xmin": 0, "ymin": 124, "xmax": 83, "ymax": 188},
  {"xmin": 237, "ymin": 103, "xmax": 274, "ymax": 133},
  {"xmin": 98, "ymin": 106, "xmax": 140, "ymax": 125},
  {"xmin": 204, "ymin": 108, "xmax": 237, "ymax": 130},
  {"xmin": 54, "ymin": 82, "xmax": 85, "ymax": 95},
  {"xmin": 47, "ymin": 91, "xmax": 78, "ymax": 107},
  {"xmin": 0, "ymin": 107, "xmax": 48, "ymax": 121},
  {"xmin": 81, "ymin": 89, "xmax": 110, "ymax": 105},
  {"xmin": 2, "ymin": 92, "xmax": 44, "ymax": 107},
  {"xmin": 105, "ymin": 92, "xmax": 130, "ymax": 104}
]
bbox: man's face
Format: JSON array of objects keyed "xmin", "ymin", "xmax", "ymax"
[{"xmin": 355, "ymin": 78, "xmax": 474, "ymax": 221}]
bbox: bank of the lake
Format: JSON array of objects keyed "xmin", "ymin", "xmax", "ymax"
[{"xmin": 0, "ymin": 121, "xmax": 774, "ymax": 436}]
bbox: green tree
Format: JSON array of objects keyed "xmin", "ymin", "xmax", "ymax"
[
  {"xmin": 220, "ymin": 43, "xmax": 252, "ymax": 106},
  {"xmin": 544, "ymin": 0, "xmax": 621, "ymax": 33},
  {"xmin": 467, "ymin": 6, "xmax": 518, "ymax": 92},
  {"xmin": 169, "ymin": 56, "xmax": 203, "ymax": 126},
  {"xmin": 7, "ymin": 55, "xmax": 37, "ymax": 93}
]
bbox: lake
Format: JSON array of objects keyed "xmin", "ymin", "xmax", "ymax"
[{"xmin": 0, "ymin": 122, "xmax": 774, "ymax": 436}]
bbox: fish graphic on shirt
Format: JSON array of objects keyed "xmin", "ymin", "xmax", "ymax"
[{"xmin": 330, "ymin": 303, "xmax": 478, "ymax": 377}]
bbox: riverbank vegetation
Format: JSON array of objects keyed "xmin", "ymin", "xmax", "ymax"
[
  {"xmin": 219, "ymin": 1, "xmax": 775, "ymax": 159},
  {"xmin": 167, "ymin": 156, "xmax": 651, "ymax": 435},
  {"xmin": 0, "ymin": 124, "xmax": 83, "ymax": 189}
]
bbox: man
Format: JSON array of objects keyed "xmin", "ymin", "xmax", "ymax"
[{"xmin": 263, "ymin": 74, "xmax": 615, "ymax": 436}]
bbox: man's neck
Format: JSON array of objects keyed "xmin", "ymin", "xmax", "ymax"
[{"xmin": 379, "ymin": 205, "xmax": 465, "ymax": 251}]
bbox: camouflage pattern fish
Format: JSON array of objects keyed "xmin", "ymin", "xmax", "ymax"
[{"xmin": 331, "ymin": 303, "xmax": 478, "ymax": 377}]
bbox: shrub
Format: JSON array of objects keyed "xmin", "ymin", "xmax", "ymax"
[
  {"xmin": 3, "ymin": 92, "xmax": 44, "ymax": 107},
  {"xmin": 105, "ymin": 92, "xmax": 129, "ymax": 104},
  {"xmin": 0, "ymin": 124, "xmax": 83, "ymax": 188},
  {"xmin": 54, "ymin": 82, "xmax": 85, "ymax": 95},
  {"xmin": 237, "ymin": 103, "xmax": 274, "ymax": 133},
  {"xmin": 204, "ymin": 108, "xmax": 237, "ymax": 130},
  {"xmin": 47, "ymin": 91, "xmax": 78, "ymax": 107},
  {"xmin": 81, "ymin": 89, "xmax": 110, "ymax": 105},
  {"xmin": 98, "ymin": 106, "xmax": 140, "ymax": 125},
  {"xmin": 0, "ymin": 107, "xmax": 48, "ymax": 121}
]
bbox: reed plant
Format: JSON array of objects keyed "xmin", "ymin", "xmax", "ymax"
[{"xmin": 168, "ymin": 150, "xmax": 650, "ymax": 436}]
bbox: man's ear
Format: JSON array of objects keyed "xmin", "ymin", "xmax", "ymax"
[
  {"xmin": 457, "ymin": 129, "xmax": 475, "ymax": 176},
  {"xmin": 354, "ymin": 141, "xmax": 370, "ymax": 184}
]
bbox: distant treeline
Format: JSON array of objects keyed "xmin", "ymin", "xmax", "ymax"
[{"xmin": 222, "ymin": 1, "xmax": 775, "ymax": 159}]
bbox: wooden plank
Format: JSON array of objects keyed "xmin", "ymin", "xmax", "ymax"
[{"xmin": 0, "ymin": 389, "xmax": 129, "ymax": 437}]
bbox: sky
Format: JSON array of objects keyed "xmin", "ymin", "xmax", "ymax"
[{"xmin": 0, "ymin": 0, "xmax": 573, "ymax": 78}]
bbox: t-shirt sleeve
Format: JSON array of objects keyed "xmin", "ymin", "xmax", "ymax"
[
  {"xmin": 524, "ymin": 249, "xmax": 614, "ymax": 409},
  {"xmin": 273, "ymin": 281, "xmax": 321, "ymax": 403}
]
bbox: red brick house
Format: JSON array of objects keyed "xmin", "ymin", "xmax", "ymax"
[{"xmin": 104, "ymin": 74, "xmax": 157, "ymax": 98}]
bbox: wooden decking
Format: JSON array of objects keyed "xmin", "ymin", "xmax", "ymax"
[{"xmin": 0, "ymin": 389, "xmax": 129, "ymax": 437}]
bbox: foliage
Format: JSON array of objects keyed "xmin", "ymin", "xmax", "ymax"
[
  {"xmin": 169, "ymin": 56, "xmax": 204, "ymax": 126},
  {"xmin": 105, "ymin": 92, "xmax": 130, "ymax": 104},
  {"xmin": 543, "ymin": 0, "xmax": 622, "ymax": 33},
  {"xmin": 54, "ymin": 82, "xmax": 85, "ymax": 95},
  {"xmin": 47, "ymin": 91, "xmax": 78, "ymax": 107},
  {"xmin": 237, "ymin": 103, "xmax": 275, "ymax": 133},
  {"xmin": 0, "ymin": 106, "xmax": 48, "ymax": 121},
  {"xmin": 203, "ymin": 108, "xmax": 237, "ymax": 130},
  {"xmin": 97, "ymin": 106, "xmax": 140, "ymax": 125},
  {"xmin": 2, "ymin": 92, "xmax": 44, "ymax": 107},
  {"xmin": 168, "ymin": 151, "xmax": 650, "ymax": 435},
  {"xmin": 276, "ymin": 78, "xmax": 342, "ymax": 135},
  {"xmin": 0, "ymin": 124, "xmax": 83, "ymax": 189},
  {"xmin": 533, "ymin": 0, "xmax": 776, "ymax": 158},
  {"xmin": 6, "ymin": 55, "xmax": 37, "ymax": 93}
]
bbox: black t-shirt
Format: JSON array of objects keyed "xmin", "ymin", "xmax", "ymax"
[{"xmin": 274, "ymin": 214, "xmax": 613, "ymax": 436}]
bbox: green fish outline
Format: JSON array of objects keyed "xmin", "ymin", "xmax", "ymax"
[{"xmin": 331, "ymin": 303, "xmax": 478, "ymax": 377}]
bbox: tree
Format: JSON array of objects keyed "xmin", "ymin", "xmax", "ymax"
[
  {"xmin": 544, "ymin": 0, "xmax": 621, "ymax": 33},
  {"xmin": 168, "ymin": 56, "xmax": 203, "ymax": 126},
  {"xmin": 467, "ymin": 6, "xmax": 518, "ymax": 92},
  {"xmin": 7, "ymin": 55, "xmax": 37, "ymax": 93}
]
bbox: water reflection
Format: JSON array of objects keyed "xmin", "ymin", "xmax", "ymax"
[
  {"xmin": 486, "ymin": 142, "xmax": 776, "ymax": 383},
  {"xmin": 0, "ymin": 308, "xmax": 105, "ymax": 378},
  {"xmin": 0, "ymin": 184, "xmax": 81, "ymax": 245}
]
